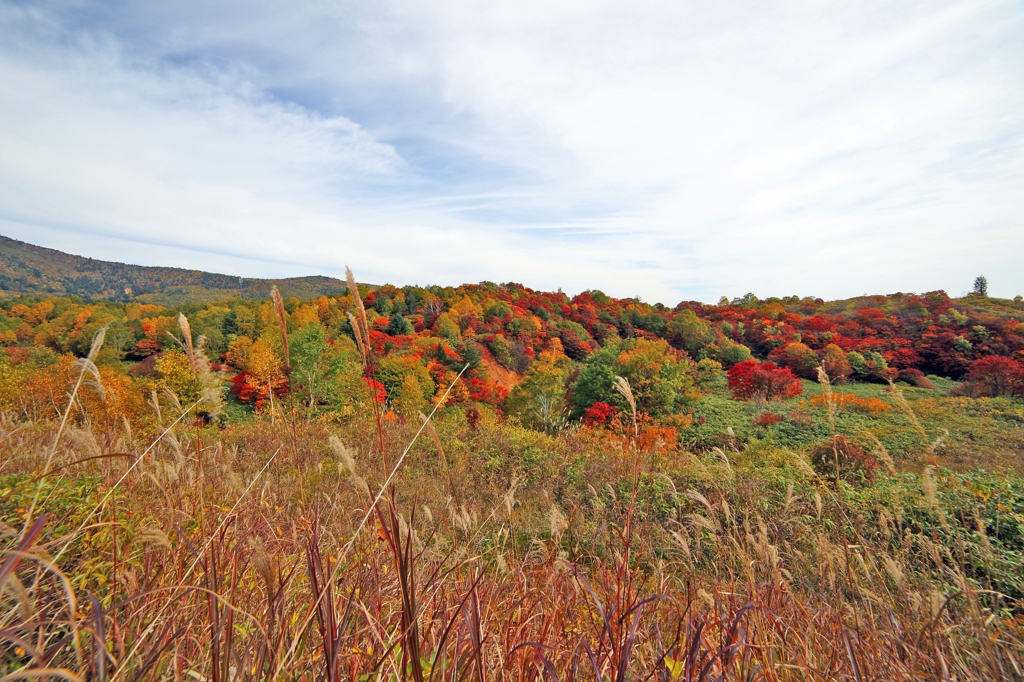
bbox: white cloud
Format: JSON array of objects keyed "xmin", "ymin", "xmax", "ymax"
[{"xmin": 0, "ymin": 0, "xmax": 1021, "ymax": 302}]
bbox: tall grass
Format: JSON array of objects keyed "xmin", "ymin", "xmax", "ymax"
[{"xmin": 1, "ymin": 344, "xmax": 1022, "ymax": 679}]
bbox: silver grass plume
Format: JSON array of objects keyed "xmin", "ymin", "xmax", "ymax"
[
  {"xmin": 194, "ymin": 334, "xmax": 225, "ymax": 417},
  {"xmin": 270, "ymin": 285, "xmax": 290, "ymax": 369},
  {"xmin": 73, "ymin": 324, "xmax": 109, "ymax": 402},
  {"xmin": 613, "ymin": 375, "xmax": 637, "ymax": 437},
  {"xmin": 345, "ymin": 266, "xmax": 371, "ymax": 362},
  {"xmin": 177, "ymin": 313, "xmax": 195, "ymax": 367}
]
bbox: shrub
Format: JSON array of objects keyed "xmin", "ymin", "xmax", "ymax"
[
  {"xmin": 957, "ymin": 356, "xmax": 1024, "ymax": 397},
  {"xmin": 808, "ymin": 392, "xmax": 892, "ymax": 416},
  {"xmin": 753, "ymin": 412, "xmax": 785, "ymax": 428},
  {"xmin": 809, "ymin": 435, "xmax": 879, "ymax": 484},
  {"xmin": 127, "ymin": 354, "xmax": 159, "ymax": 378},
  {"xmin": 701, "ymin": 337, "xmax": 753, "ymax": 367},
  {"xmin": 726, "ymin": 360, "xmax": 802, "ymax": 402},
  {"xmin": 848, "ymin": 350, "xmax": 893, "ymax": 383},
  {"xmin": 820, "ymin": 344, "xmax": 852, "ymax": 384},
  {"xmin": 768, "ymin": 341, "xmax": 819, "ymax": 379},
  {"xmin": 694, "ymin": 357, "xmax": 724, "ymax": 389},
  {"xmin": 898, "ymin": 368, "xmax": 935, "ymax": 388}
]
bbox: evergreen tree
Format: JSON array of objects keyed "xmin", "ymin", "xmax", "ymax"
[
  {"xmin": 973, "ymin": 275, "xmax": 988, "ymax": 297},
  {"xmin": 385, "ymin": 312, "xmax": 414, "ymax": 336},
  {"xmin": 221, "ymin": 308, "xmax": 239, "ymax": 337},
  {"xmin": 457, "ymin": 341, "xmax": 484, "ymax": 373}
]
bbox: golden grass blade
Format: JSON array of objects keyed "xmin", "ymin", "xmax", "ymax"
[
  {"xmin": 49, "ymin": 400, "xmax": 201, "ymax": 566},
  {"xmin": 613, "ymin": 375, "xmax": 637, "ymax": 437},
  {"xmin": 0, "ymin": 669, "xmax": 86, "ymax": 682},
  {"xmin": 109, "ymin": 446, "xmax": 283, "ymax": 680}
]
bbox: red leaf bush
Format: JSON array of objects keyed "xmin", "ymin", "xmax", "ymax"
[
  {"xmin": 727, "ymin": 360, "xmax": 803, "ymax": 402},
  {"xmin": 955, "ymin": 356, "xmax": 1024, "ymax": 398}
]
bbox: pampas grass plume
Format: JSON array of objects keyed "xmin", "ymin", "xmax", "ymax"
[{"xmin": 270, "ymin": 285, "xmax": 290, "ymax": 368}]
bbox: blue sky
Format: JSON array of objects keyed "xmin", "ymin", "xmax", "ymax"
[{"xmin": 0, "ymin": 0, "xmax": 1021, "ymax": 303}]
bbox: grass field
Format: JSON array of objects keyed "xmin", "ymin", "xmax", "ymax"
[{"xmin": 1, "ymin": 360, "xmax": 1023, "ymax": 680}]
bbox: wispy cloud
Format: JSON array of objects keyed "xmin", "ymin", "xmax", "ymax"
[{"xmin": 0, "ymin": 0, "xmax": 1021, "ymax": 302}]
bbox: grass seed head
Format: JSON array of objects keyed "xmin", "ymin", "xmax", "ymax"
[
  {"xmin": 330, "ymin": 436, "xmax": 358, "ymax": 476},
  {"xmin": 548, "ymin": 503, "xmax": 568, "ymax": 540}
]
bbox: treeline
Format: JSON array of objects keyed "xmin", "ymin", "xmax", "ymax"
[{"xmin": 1, "ymin": 281, "xmax": 1023, "ymax": 436}]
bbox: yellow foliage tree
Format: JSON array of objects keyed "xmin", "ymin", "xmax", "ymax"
[
  {"xmin": 376, "ymin": 354, "xmax": 435, "ymax": 407},
  {"xmin": 431, "ymin": 368, "xmax": 470, "ymax": 407},
  {"xmin": 394, "ymin": 373, "xmax": 427, "ymax": 417},
  {"xmin": 224, "ymin": 336, "xmax": 254, "ymax": 370},
  {"xmin": 242, "ymin": 339, "xmax": 287, "ymax": 406},
  {"xmin": 291, "ymin": 304, "xmax": 321, "ymax": 329},
  {"xmin": 434, "ymin": 313, "xmax": 461, "ymax": 343},
  {"xmin": 449, "ymin": 295, "xmax": 482, "ymax": 331},
  {"xmin": 504, "ymin": 349, "xmax": 572, "ymax": 433},
  {"xmin": 156, "ymin": 350, "xmax": 202, "ymax": 405},
  {"xmin": 18, "ymin": 353, "xmax": 76, "ymax": 421}
]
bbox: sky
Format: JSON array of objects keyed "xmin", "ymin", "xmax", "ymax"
[{"xmin": 0, "ymin": 0, "xmax": 1021, "ymax": 305}]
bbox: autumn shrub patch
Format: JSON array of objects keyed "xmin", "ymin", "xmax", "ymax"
[{"xmin": 809, "ymin": 434, "xmax": 880, "ymax": 483}]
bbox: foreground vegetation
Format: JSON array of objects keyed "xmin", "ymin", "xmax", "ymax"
[{"xmin": 1, "ymin": 272, "xmax": 1023, "ymax": 679}]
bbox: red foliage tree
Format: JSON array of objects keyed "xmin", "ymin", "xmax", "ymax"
[
  {"xmin": 466, "ymin": 377, "xmax": 509, "ymax": 405},
  {"xmin": 726, "ymin": 361, "xmax": 803, "ymax": 402},
  {"xmin": 961, "ymin": 356, "xmax": 1024, "ymax": 397},
  {"xmin": 559, "ymin": 330, "xmax": 592, "ymax": 360},
  {"xmin": 917, "ymin": 331, "xmax": 970, "ymax": 377},
  {"xmin": 583, "ymin": 401, "xmax": 617, "ymax": 426},
  {"xmin": 229, "ymin": 371, "xmax": 289, "ymax": 408}
]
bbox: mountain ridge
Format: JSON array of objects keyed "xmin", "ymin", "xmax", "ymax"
[
  {"xmin": 2, "ymin": 234, "xmax": 1021, "ymax": 321},
  {"xmin": 0, "ymin": 235, "xmax": 365, "ymax": 305}
]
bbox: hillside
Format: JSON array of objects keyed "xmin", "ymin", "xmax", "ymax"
[
  {"xmin": 4, "ymin": 234, "xmax": 1023, "ymax": 320},
  {"xmin": 0, "ymin": 235, "xmax": 361, "ymax": 305},
  {"xmin": 2, "ymin": 245, "xmax": 1024, "ymax": 678}
]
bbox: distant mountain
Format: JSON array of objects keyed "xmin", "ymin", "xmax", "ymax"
[{"xmin": 0, "ymin": 235, "xmax": 362, "ymax": 305}]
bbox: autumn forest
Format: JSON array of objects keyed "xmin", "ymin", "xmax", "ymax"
[{"xmin": 2, "ymin": 240, "xmax": 1023, "ymax": 680}]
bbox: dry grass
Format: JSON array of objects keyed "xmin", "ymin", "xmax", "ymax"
[{"xmin": 0, "ymin": 355, "xmax": 1022, "ymax": 679}]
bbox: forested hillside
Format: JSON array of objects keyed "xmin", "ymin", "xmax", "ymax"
[
  {"xmin": 2, "ymin": 268, "xmax": 1023, "ymax": 462},
  {"xmin": 0, "ymin": 235, "xmax": 357, "ymax": 304}
]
